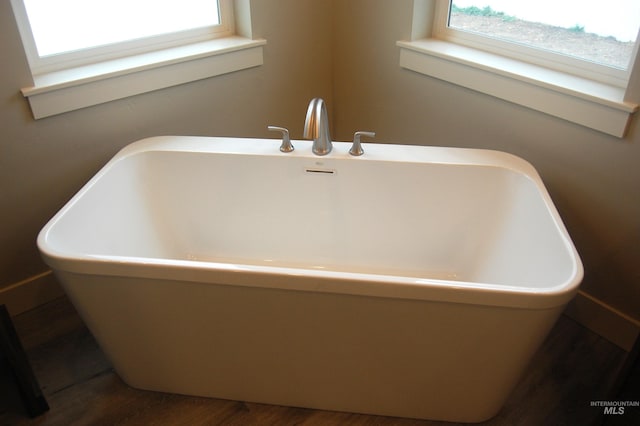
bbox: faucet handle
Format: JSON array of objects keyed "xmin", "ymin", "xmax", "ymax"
[
  {"xmin": 268, "ymin": 126, "xmax": 294, "ymax": 153},
  {"xmin": 349, "ymin": 131, "xmax": 375, "ymax": 156}
]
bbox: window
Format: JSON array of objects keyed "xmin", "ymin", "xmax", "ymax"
[
  {"xmin": 10, "ymin": 0, "xmax": 265, "ymax": 119},
  {"xmin": 437, "ymin": 0, "xmax": 640, "ymax": 87},
  {"xmin": 16, "ymin": 0, "xmax": 232, "ymax": 74},
  {"xmin": 397, "ymin": 0, "xmax": 640, "ymax": 137}
]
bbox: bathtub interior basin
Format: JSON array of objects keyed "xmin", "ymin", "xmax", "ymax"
[
  {"xmin": 39, "ymin": 136, "xmax": 581, "ymax": 309},
  {"xmin": 37, "ymin": 136, "xmax": 583, "ymax": 422}
]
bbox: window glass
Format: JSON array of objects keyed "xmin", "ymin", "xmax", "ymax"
[
  {"xmin": 449, "ymin": 0, "xmax": 640, "ymax": 69},
  {"xmin": 23, "ymin": 0, "xmax": 220, "ymax": 57}
]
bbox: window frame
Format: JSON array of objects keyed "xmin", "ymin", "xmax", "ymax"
[
  {"xmin": 397, "ymin": 0, "xmax": 639, "ymax": 138},
  {"xmin": 432, "ymin": 1, "xmax": 637, "ymax": 88},
  {"xmin": 10, "ymin": 0, "xmax": 265, "ymax": 119},
  {"xmin": 11, "ymin": 0, "xmax": 235, "ymax": 76}
]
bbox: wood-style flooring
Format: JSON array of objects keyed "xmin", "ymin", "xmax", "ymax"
[{"xmin": 0, "ymin": 296, "xmax": 632, "ymax": 425}]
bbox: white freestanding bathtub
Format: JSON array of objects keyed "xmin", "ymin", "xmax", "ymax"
[{"xmin": 38, "ymin": 136, "xmax": 582, "ymax": 422}]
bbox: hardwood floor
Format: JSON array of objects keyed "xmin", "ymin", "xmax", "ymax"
[{"xmin": 0, "ymin": 296, "xmax": 630, "ymax": 425}]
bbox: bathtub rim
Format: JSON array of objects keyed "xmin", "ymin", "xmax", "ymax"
[
  {"xmin": 42, "ymin": 251, "xmax": 582, "ymax": 310},
  {"xmin": 37, "ymin": 135, "xmax": 584, "ymax": 311}
]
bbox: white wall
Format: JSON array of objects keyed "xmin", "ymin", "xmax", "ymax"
[{"xmin": 2, "ymin": 0, "xmax": 638, "ymax": 325}]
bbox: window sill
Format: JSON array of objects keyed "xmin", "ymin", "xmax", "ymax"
[
  {"xmin": 397, "ymin": 39, "xmax": 638, "ymax": 137},
  {"xmin": 22, "ymin": 36, "xmax": 266, "ymax": 119}
]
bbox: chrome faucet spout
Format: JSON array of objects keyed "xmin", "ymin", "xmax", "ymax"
[{"xmin": 303, "ymin": 98, "xmax": 332, "ymax": 155}]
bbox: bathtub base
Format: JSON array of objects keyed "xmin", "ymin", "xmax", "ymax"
[{"xmin": 58, "ymin": 272, "xmax": 564, "ymax": 423}]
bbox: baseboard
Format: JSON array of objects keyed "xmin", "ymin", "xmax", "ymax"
[
  {"xmin": 564, "ymin": 291, "xmax": 640, "ymax": 352},
  {"xmin": 0, "ymin": 271, "xmax": 64, "ymax": 316}
]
